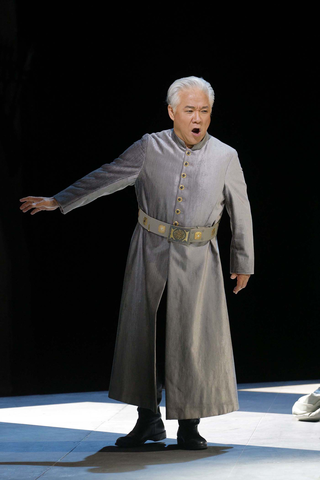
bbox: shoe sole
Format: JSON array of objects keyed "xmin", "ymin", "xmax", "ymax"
[
  {"xmin": 177, "ymin": 439, "xmax": 208, "ymax": 450},
  {"xmin": 115, "ymin": 430, "xmax": 167, "ymax": 447}
]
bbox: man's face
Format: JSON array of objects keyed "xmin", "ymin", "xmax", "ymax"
[{"xmin": 168, "ymin": 88, "xmax": 211, "ymax": 148}]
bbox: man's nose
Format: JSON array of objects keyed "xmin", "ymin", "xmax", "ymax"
[{"xmin": 192, "ymin": 111, "xmax": 201, "ymax": 122}]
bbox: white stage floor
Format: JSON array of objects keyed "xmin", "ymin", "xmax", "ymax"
[{"xmin": 0, "ymin": 381, "xmax": 319, "ymax": 479}]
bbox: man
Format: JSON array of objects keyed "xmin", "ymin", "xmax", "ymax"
[{"xmin": 20, "ymin": 76, "xmax": 254, "ymax": 450}]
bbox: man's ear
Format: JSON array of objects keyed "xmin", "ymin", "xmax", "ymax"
[{"xmin": 168, "ymin": 105, "xmax": 175, "ymax": 121}]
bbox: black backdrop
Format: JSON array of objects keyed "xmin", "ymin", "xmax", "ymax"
[{"xmin": 1, "ymin": 2, "xmax": 319, "ymax": 396}]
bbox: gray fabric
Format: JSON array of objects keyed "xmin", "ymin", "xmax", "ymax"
[{"xmin": 54, "ymin": 129, "xmax": 254, "ymax": 419}]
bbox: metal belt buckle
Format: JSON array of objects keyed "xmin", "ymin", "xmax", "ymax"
[{"xmin": 168, "ymin": 226, "xmax": 192, "ymax": 245}]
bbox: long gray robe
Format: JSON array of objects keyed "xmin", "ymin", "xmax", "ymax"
[{"xmin": 54, "ymin": 129, "xmax": 254, "ymax": 420}]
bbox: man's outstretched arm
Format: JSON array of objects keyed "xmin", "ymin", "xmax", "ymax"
[{"xmin": 20, "ymin": 136, "xmax": 147, "ymax": 216}]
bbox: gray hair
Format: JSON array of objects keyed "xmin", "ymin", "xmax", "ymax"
[{"xmin": 166, "ymin": 76, "xmax": 215, "ymax": 112}]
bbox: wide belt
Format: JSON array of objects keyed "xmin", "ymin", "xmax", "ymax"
[{"xmin": 138, "ymin": 208, "xmax": 219, "ymax": 246}]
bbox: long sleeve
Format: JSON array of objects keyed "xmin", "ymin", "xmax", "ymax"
[
  {"xmin": 54, "ymin": 134, "xmax": 147, "ymax": 214},
  {"xmin": 224, "ymin": 153, "xmax": 254, "ymax": 274}
]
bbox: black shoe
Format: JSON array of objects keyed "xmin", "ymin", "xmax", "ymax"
[
  {"xmin": 177, "ymin": 419, "xmax": 207, "ymax": 450},
  {"xmin": 116, "ymin": 411, "xmax": 166, "ymax": 447}
]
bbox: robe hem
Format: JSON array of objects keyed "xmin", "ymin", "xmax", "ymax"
[
  {"xmin": 108, "ymin": 390, "xmax": 239, "ymax": 420},
  {"xmin": 165, "ymin": 404, "xmax": 239, "ymax": 420}
]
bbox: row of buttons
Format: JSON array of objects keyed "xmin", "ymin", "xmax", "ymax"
[{"xmin": 173, "ymin": 151, "xmax": 191, "ymax": 226}]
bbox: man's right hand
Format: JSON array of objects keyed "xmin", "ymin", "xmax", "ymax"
[{"xmin": 19, "ymin": 196, "xmax": 59, "ymax": 215}]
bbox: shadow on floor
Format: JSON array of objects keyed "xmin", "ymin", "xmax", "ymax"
[{"xmin": 0, "ymin": 442, "xmax": 232, "ymax": 474}]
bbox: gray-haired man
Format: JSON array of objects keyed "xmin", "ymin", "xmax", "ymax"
[{"xmin": 20, "ymin": 76, "xmax": 254, "ymax": 449}]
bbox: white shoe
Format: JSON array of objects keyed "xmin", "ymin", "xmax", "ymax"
[{"xmin": 292, "ymin": 387, "xmax": 320, "ymax": 421}]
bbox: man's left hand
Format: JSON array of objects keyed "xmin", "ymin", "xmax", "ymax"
[{"xmin": 230, "ymin": 274, "xmax": 251, "ymax": 294}]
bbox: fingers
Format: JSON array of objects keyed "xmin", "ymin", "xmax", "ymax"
[
  {"xmin": 30, "ymin": 208, "xmax": 42, "ymax": 215},
  {"xmin": 19, "ymin": 202, "xmax": 36, "ymax": 213},
  {"xmin": 230, "ymin": 274, "xmax": 250, "ymax": 294},
  {"xmin": 20, "ymin": 197, "xmax": 42, "ymax": 202},
  {"xmin": 20, "ymin": 199, "xmax": 42, "ymax": 214}
]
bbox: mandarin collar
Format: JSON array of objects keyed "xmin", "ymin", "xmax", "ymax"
[{"xmin": 171, "ymin": 129, "xmax": 210, "ymax": 151}]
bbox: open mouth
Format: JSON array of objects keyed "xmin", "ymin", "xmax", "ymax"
[{"xmin": 192, "ymin": 128, "xmax": 201, "ymax": 135}]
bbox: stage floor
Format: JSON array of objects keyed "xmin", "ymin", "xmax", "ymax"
[{"xmin": 0, "ymin": 381, "xmax": 319, "ymax": 480}]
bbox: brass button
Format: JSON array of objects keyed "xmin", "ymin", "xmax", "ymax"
[
  {"xmin": 184, "ymin": 161, "xmax": 189, "ymax": 167},
  {"xmin": 181, "ymin": 173, "xmax": 187, "ymax": 178},
  {"xmin": 186, "ymin": 151, "xmax": 191, "ymax": 156},
  {"xmin": 179, "ymin": 185, "xmax": 185, "ymax": 190},
  {"xmin": 173, "ymin": 221, "xmax": 179, "ymax": 226},
  {"xmin": 175, "ymin": 209, "xmax": 181, "ymax": 215},
  {"xmin": 177, "ymin": 197, "xmax": 182, "ymax": 202}
]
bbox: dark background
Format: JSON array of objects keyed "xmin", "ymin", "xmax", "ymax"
[{"xmin": 1, "ymin": 2, "xmax": 319, "ymax": 396}]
